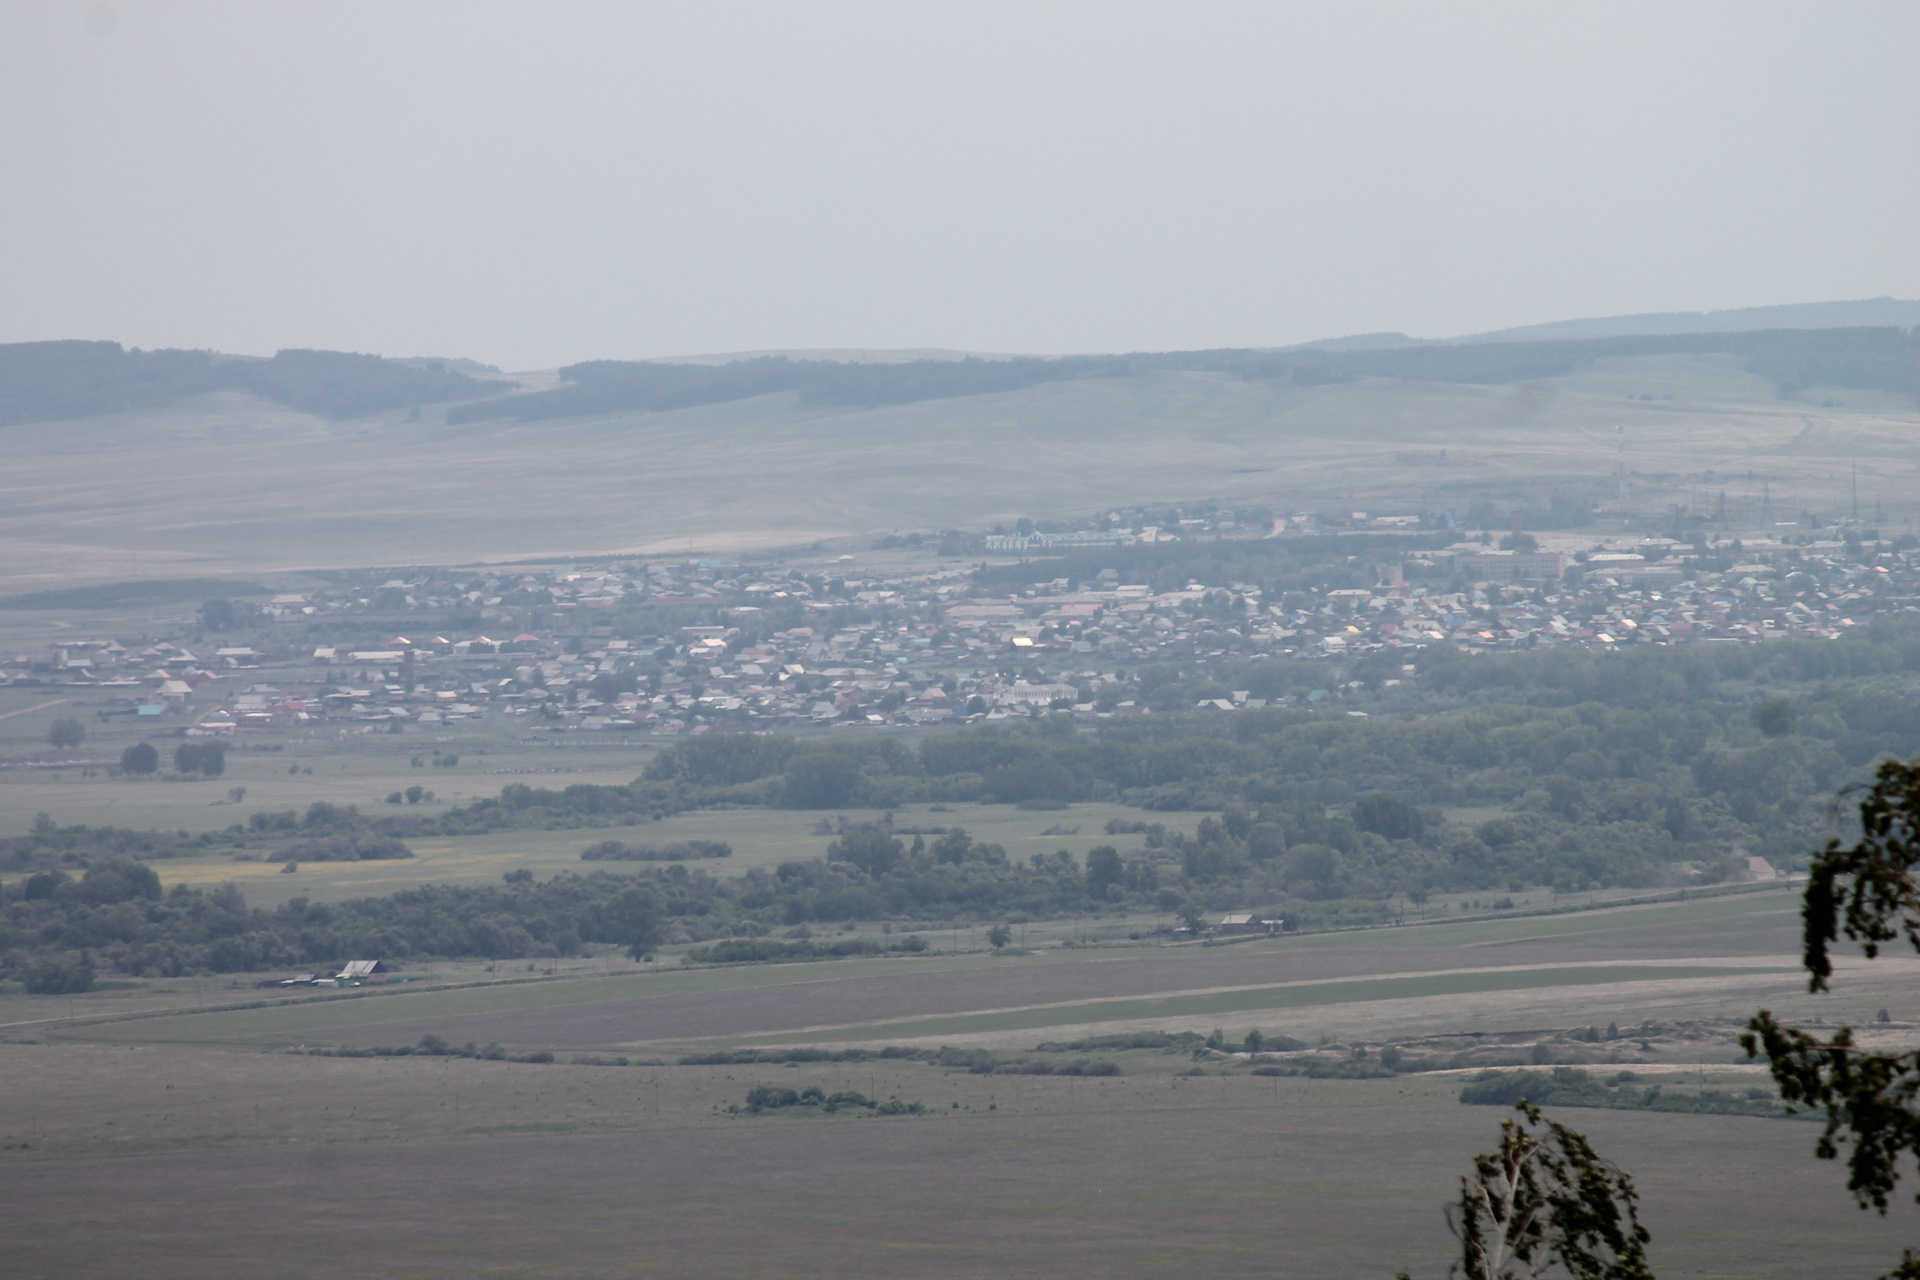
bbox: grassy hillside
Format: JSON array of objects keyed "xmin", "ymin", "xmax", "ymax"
[
  {"xmin": 0, "ymin": 341, "xmax": 507, "ymax": 425},
  {"xmin": 0, "ymin": 340, "xmax": 1914, "ymax": 593}
]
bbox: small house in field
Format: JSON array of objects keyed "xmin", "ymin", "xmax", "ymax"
[
  {"xmin": 1743, "ymin": 856, "xmax": 1780, "ymax": 882},
  {"xmin": 1217, "ymin": 913, "xmax": 1266, "ymax": 934},
  {"xmin": 336, "ymin": 959, "xmax": 390, "ymax": 982}
]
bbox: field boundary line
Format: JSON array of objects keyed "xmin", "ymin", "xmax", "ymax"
[
  {"xmin": 2, "ymin": 968, "xmax": 659, "ymax": 1035},
  {"xmin": 701, "ymin": 959, "xmax": 1801, "ymax": 1045},
  {"xmin": 0, "ymin": 698, "xmax": 69, "ymax": 723}
]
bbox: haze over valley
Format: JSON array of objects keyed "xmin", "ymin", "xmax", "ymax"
[{"xmin": 4, "ymin": 4, "xmax": 1920, "ymax": 1278}]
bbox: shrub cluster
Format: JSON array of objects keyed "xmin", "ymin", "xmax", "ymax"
[
  {"xmin": 1458, "ymin": 1066, "xmax": 1786, "ymax": 1117},
  {"xmin": 580, "ymin": 839, "xmax": 731, "ymax": 862},
  {"xmin": 738, "ymin": 1084, "xmax": 924, "ymax": 1115}
]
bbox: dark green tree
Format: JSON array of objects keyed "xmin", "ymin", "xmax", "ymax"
[
  {"xmin": 46, "ymin": 717, "xmax": 84, "ymax": 749},
  {"xmin": 780, "ymin": 752, "xmax": 862, "ymax": 808},
  {"xmin": 603, "ymin": 884, "xmax": 663, "ymax": 959},
  {"xmin": 987, "ymin": 924, "xmax": 1012, "ymax": 950},
  {"xmin": 119, "ymin": 742, "xmax": 159, "ymax": 775},
  {"xmin": 828, "ymin": 826, "xmax": 904, "ymax": 877},
  {"xmin": 1353, "ymin": 792, "xmax": 1429, "ymax": 841},
  {"xmin": 173, "ymin": 741, "xmax": 226, "ymax": 776},
  {"xmin": 1085, "ymin": 845, "xmax": 1124, "ymax": 896},
  {"xmin": 1743, "ymin": 757, "xmax": 1920, "ymax": 1279},
  {"xmin": 1752, "ymin": 699, "xmax": 1796, "ymax": 739}
]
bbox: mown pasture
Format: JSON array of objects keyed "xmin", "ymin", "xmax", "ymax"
[
  {"xmin": 57, "ymin": 885, "xmax": 1822, "ymax": 1054},
  {"xmin": 2, "ymin": 1066, "xmax": 1911, "ymax": 1279},
  {"xmin": 7, "ymin": 881, "xmax": 1919, "ymax": 1276}
]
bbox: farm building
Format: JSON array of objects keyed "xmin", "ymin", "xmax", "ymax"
[{"xmin": 336, "ymin": 960, "xmax": 390, "ymax": 982}]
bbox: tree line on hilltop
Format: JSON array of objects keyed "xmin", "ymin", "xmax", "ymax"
[
  {"xmin": 446, "ymin": 326, "xmax": 1919, "ymax": 425},
  {"xmin": 0, "ymin": 341, "xmax": 505, "ymax": 425},
  {"xmin": 6, "ymin": 326, "xmax": 1910, "ymax": 430}
]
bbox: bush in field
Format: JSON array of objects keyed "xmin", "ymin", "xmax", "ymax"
[
  {"xmin": 580, "ymin": 839, "xmax": 731, "ymax": 862},
  {"xmin": 266, "ymin": 835, "xmax": 413, "ymax": 863},
  {"xmin": 46, "ymin": 718, "xmax": 84, "ymax": 749},
  {"xmin": 21, "ymin": 952, "xmax": 94, "ymax": 994},
  {"xmin": 119, "ymin": 743, "xmax": 158, "ymax": 775},
  {"xmin": 741, "ymin": 1084, "xmax": 902, "ymax": 1114}
]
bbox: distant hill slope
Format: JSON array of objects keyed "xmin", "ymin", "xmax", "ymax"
[
  {"xmin": 10, "ymin": 305, "xmax": 1911, "ymax": 430},
  {"xmin": 0, "ymin": 341, "xmax": 511, "ymax": 425},
  {"xmin": 1459, "ymin": 297, "xmax": 1920, "ymax": 345},
  {"xmin": 1294, "ymin": 298, "xmax": 1920, "ymax": 352},
  {"xmin": 453, "ymin": 326, "xmax": 1918, "ymax": 424},
  {"xmin": 2, "ymin": 338, "xmax": 1916, "ymax": 593}
]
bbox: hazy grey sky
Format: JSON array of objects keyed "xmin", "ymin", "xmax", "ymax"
[{"xmin": 3, "ymin": 1, "xmax": 1915, "ymax": 369}]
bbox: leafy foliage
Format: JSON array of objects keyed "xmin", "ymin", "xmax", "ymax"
[
  {"xmin": 579, "ymin": 838, "xmax": 732, "ymax": 862},
  {"xmin": 1743, "ymin": 757, "xmax": 1920, "ymax": 1280},
  {"xmin": 1458, "ymin": 1067, "xmax": 1781, "ymax": 1119},
  {"xmin": 1401, "ymin": 1101, "xmax": 1653, "ymax": 1280},
  {"xmin": 172, "ymin": 741, "xmax": 226, "ymax": 777},
  {"xmin": 682, "ymin": 934, "xmax": 928, "ymax": 965},
  {"xmin": 0, "ymin": 865, "xmax": 660, "ymax": 981}
]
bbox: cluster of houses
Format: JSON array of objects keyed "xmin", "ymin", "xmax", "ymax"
[{"xmin": 6, "ymin": 523, "xmax": 1914, "ymax": 735}]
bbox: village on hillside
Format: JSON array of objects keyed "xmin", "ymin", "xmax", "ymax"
[{"xmin": 7, "ymin": 513, "xmax": 1918, "ymax": 739}]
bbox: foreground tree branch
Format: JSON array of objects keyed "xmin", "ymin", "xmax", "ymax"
[
  {"xmin": 1742, "ymin": 757, "xmax": 1920, "ymax": 1279},
  {"xmin": 1400, "ymin": 1101, "xmax": 1653, "ymax": 1280}
]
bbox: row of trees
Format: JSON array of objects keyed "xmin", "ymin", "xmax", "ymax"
[
  {"xmin": 0, "ymin": 865, "xmax": 669, "ymax": 989},
  {"xmin": 106, "ymin": 741, "xmax": 224, "ymax": 777}
]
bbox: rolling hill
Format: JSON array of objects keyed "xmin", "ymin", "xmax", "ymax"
[{"xmin": 0, "ymin": 312, "xmax": 1914, "ymax": 593}]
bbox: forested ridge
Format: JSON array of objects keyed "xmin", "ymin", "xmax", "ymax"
[
  {"xmin": 447, "ymin": 325, "xmax": 1919, "ymax": 424},
  {"xmin": 0, "ymin": 341, "xmax": 506, "ymax": 424},
  {"xmin": 7, "ymin": 326, "xmax": 1908, "ymax": 428}
]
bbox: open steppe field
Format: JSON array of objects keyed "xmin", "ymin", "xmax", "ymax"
[
  {"xmin": 50, "ymin": 884, "xmax": 1881, "ymax": 1058},
  {"xmin": 2, "ymin": 357, "xmax": 1916, "ymax": 592},
  {"xmin": 9, "ymin": 883, "xmax": 1920, "ymax": 1276},
  {"xmin": 2, "ymin": 1056, "xmax": 1913, "ymax": 1279}
]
